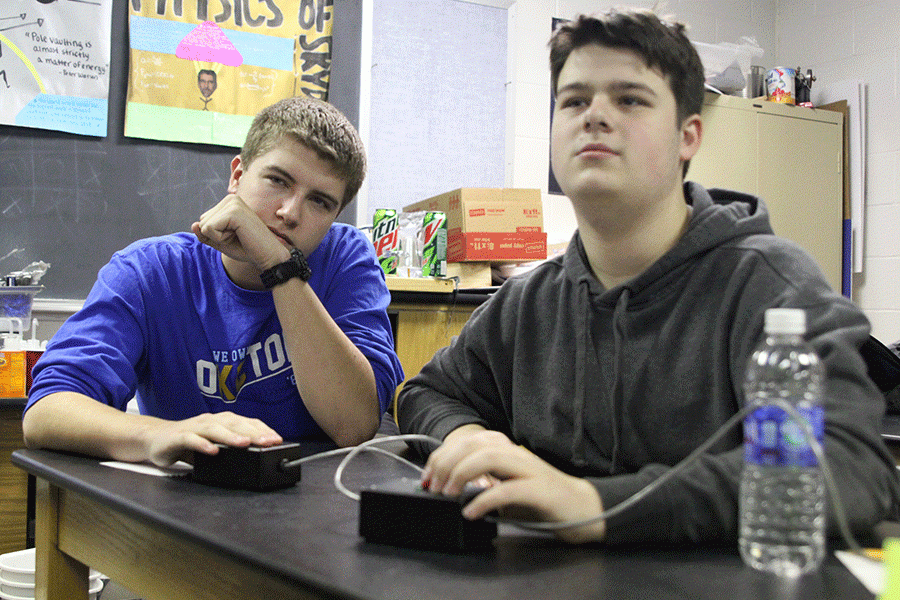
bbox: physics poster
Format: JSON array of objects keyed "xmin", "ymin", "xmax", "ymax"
[
  {"xmin": 126, "ymin": 0, "xmax": 333, "ymax": 147},
  {"xmin": 0, "ymin": 1, "xmax": 112, "ymax": 137}
]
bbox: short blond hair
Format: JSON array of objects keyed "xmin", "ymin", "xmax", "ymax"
[{"xmin": 241, "ymin": 96, "xmax": 366, "ymax": 210}]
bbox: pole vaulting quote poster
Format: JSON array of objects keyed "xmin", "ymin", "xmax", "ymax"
[
  {"xmin": 0, "ymin": 0, "xmax": 112, "ymax": 137},
  {"xmin": 125, "ymin": 0, "xmax": 334, "ymax": 147}
]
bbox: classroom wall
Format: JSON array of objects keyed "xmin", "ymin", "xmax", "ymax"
[
  {"xmin": 504, "ymin": 0, "xmax": 899, "ymax": 344},
  {"xmin": 29, "ymin": 0, "xmax": 900, "ymax": 347},
  {"xmin": 775, "ymin": 0, "xmax": 900, "ymax": 345},
  {"xmin": 363, "ymin": 0, "xmax": 508, "ymax": 221}
]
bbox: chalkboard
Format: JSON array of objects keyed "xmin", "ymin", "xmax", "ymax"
[{"xmin": 0, "ymin": 0, "xmax": 362, "ymax": 301}]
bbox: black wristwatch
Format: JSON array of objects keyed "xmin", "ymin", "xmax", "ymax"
[{"xmin": 259, "ymin": 247, "xmax": 312, "ymax": 288}]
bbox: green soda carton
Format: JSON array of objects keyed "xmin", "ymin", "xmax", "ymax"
[
  {"xmin": 372, "ymin": 208, "xmax": 399, "ymax": 274},
  {"xmin": 421, "ymin": 211, "xmax": 447, "ymax": 277}
]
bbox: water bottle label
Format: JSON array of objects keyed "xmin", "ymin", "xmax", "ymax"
[{"xmin": 744, "ymin": 404, "xmax": 824, "ymax": 467}]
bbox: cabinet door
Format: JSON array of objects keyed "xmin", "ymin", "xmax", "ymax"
[
  {"xmin": 388, "ymin": 303, "xmax": 476, "ymax": 418},
  {"xmin": 688, "ymin": 101, "xmax": 758, "ymax": 193},
  {"xmin": 687, "ymin": 97, "xmax": 843, "ymax": 293},
  {"xmin": 0, "ymin": 408, "xmax": 28, "ymax": 553},
  {"xmin": 756, "ymin": 113, "xmax": 843, "ymax": 293}
]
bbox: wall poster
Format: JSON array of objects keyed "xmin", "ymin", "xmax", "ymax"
[
  {"xmin": 126, "ymin": 0, "xmax": 334, "ymax": 147},
  {"xmin": 0, "ymin": 0, "xmax": 112, "ymax": 137}
]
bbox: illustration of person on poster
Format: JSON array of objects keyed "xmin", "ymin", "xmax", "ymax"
[
  {"xmin": 0, "ymin": 1, "xmax": 112, "ymax": 137},
  {"xmin": 126, "ymin": 0, "xmax": 334, "ymax": 147},
  {"xmin": 197, "ymin": 66, "xmax": 218, "ymax": 110}
]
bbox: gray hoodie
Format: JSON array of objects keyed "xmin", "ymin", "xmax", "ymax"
[{"xmin": 397, "ymin": 182, "xmax": 900, "ymax": 545}]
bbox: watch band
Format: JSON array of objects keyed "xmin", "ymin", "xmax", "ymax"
[{"xmin": 259, "ymin": 247, "xmax": 312, "ymax": 288}]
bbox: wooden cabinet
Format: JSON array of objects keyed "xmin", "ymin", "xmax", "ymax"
[
  {"xmin": 1, "ymin": 402, "xmax": 29, "ymax": 553},
  {"xmin": 385, "ymin": 278, "xmax": 482, "ymax": 417},
  {"xmin": 688, "ymin": 93, "xmax": 844, "ymax": 293}
]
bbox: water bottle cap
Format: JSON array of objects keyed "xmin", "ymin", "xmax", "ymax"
[{"xmin": 764, "ymin": 308, "xmax": 806, "ymax": 335}]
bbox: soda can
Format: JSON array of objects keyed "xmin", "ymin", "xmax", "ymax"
[
  {"xmin": 766, "ymin": 67, "xmax": 796, "ymax": 104},
  {"xmin": 421, "ymin": 211, "xmax": 447, "ymax": 277},
  {"xmin": 372, "ymin": 208, "xmax": 399, "ymax": 274}
]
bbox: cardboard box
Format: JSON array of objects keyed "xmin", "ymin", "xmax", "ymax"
[{"xmin": 404, "ymin": 188, "xmax": 546, "ymax": 262}]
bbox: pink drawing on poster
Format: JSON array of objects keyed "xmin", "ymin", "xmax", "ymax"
[{"xmin": 175, "ymin": 21, "xmax": 243, "ymax": 67}]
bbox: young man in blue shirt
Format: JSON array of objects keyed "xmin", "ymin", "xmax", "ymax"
[{"xmin": 25, "ymin": 96, "xmax": 403, "ymax": 466}]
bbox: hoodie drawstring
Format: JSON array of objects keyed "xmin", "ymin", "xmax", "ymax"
[
  {"xmin": 572, "ymin": 281, "xmax": 630, "ymax": 473},
  {"xmin": 607, "ymin": 287, "xmax": 630, "ymax": 474},
  {"xmin": 570, "ymin": 280, "xmax": 590, "ymax": 469}
]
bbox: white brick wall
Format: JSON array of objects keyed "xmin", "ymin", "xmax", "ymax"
[{"xmin": 776, "ymin": 0, "xmax": 899, "ymax": 342}]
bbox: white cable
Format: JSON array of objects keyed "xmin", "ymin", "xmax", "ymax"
[
  {"xmin": 279, "ymin": 441, "xmax": 427, "ymax": 502},
  {"xmin": 492, "ymin": 403, "xmax": 758, "ymax": 531},
  {"xmin": 491, "ymin": 398, "xmax": 866, "ymax": 561},
  {"xmin": 766, "ymin": 398, "xmax": 861, "ymax": 557},
  {"xmin": 331, "ymin": 434, "xmax": 442, "ymax": 501},
  {"xmin": 290, "ymin": 444, "xmax": 422, "ymax": 473}
]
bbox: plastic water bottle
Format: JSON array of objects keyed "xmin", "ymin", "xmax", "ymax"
[{"xmin": 739, "ymin": 308, "xmax": 826, "ymax": 576}]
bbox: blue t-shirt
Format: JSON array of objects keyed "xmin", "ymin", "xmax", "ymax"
[{"xmin": 28, "ymin": 224, "xmax": 404, "ymax": 442}]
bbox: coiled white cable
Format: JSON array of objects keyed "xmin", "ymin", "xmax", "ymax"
[{"xmin": 283, "ymin": 434, "xmax": 437, "ymax": 501}]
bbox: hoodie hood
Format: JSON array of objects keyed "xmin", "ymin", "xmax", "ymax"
[{"xmin": 564, "ymin": 181, "xmax": 775, "ymax": 304}]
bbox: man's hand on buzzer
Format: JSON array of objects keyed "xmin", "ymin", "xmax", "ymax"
[
  {"xmin": 142, "ymin": 411, "xmax": 283, "ymax": 467},
  {"xmin": 422, "ymin": 424, "xmax": 607, "ymax": 544},
  {"xmin": 191, "ymin": 194, "xmax": 288, "ymax": 272}
]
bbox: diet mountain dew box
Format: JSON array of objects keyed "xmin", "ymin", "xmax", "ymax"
[
  {"xmin": 404, "ymin": 188, "xmax": 545, "ymax": 262},
  {"xmin": 421, "ymin": 211, "xmax": 447, "ymax": 277},
  {"xmin": 372, "ymin": 208, "xmax": 399, "ymax": 274}
]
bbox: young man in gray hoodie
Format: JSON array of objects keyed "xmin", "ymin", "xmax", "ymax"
[{"xmin": 396, "ymin": 9, "xmax": 900, "ymax": 545}]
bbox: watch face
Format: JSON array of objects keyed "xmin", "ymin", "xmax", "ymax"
[{"xmin": 261, "ymin": 248, "xmax": 311, "ymax": 287}]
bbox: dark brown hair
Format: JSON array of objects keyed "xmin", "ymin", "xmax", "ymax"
[{"xmin": 550, "ymin": 9, "xmax": 704, "ymax": 131}]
